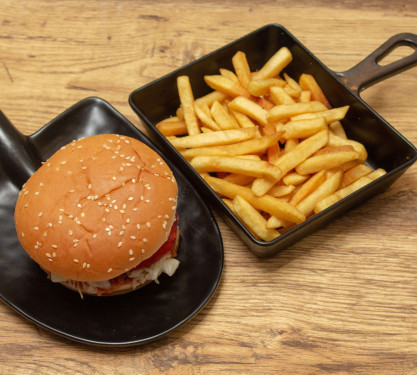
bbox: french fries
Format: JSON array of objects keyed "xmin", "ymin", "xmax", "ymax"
[{"xmin": 156, "ymin": 48, "xmax": 387, "ymax": 242}]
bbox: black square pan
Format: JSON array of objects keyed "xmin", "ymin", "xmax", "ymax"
[{"xmin": 129, "ymin": 24, "xmax": 417, "ymax": 258}]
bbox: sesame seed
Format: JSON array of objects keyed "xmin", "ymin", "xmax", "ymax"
[
  {"xmin": 132, "ymin": 179, "xmax": 136, "ymax": 183},
  {"xmin": 129, "ymin": 257, "xmax": 135, "ymax": 261},
  {"xmin": 21, "ymin": 232, "xmax": 25, "ymax": 237},
  {"xmin": 108, "ymin": 231, "xmax": 112, "ymax": 236},
  {"xmin": 76, "ymin": 220, "xmax": 81, "ymax": 225},
  {"xmin": 38, "ymin": 212, "xmax": 42, "ymax": 217},
  {"xmin": 87, "ymin": 264, "xmax": 90, "ymax": 269},
  {"xmin": 48, "ymin": 258, "xmax": 53, "ymax": 262},
  {"xmin": 118, "ymin": 242, "xmax": 122, "ymax": 248},
  {"xmin": 112, "ymin": 176, "xmax": 116, "ymax": 181},
  {"xmin": 145, "ymin": 199, "xmax": 150, "ymax": 203},
  {"xmin": 35, "ymin": 192, "xmax": 39, "ymax": 195},
  {"xmin": 59, "ymin": 208, "xmax": 65, "ymax": 212},
  {"xmin": 146, "ymin": 222, "xmax": 151, "ymax": 228},
  {"xmin": 119, "ymin": 231, "xmax": 124, "ymax": 236},
  {"xmin": 43, "ymin": 231, "xmax": 47, "ymax": 237},
  {"xmin": 141, "ymin": 249, "xmax": 145, "ymax": 254},
  {"xmin": 132, "ymin": 208, "xmax": 138, "ymax": 211},
  {"xmin": 74, "ymin": 259, "xmax": 78, "ymax": 263},
  {"xmin": 24, "ymin": 203, "xmax": 29, "ymax": 208},
  {"xmin": 129, "ymin": 249, "xmax": 133, "ymax": 255},
  {"xmin": 143, "ymin": 238, "xmax": 148, "ymax": 243},
  {"xmin": 88, "ymin": 184, "xmax": 92, "ymax": 189},
  {"xmin": 82, "ymin": 166, "xmax": 87, "ymax": 170},
  {"xmin": 92, "ymin": 234, "xmax": 97, "ymax": 239},
  {"xmin": 34, "ymin": 226, "xmax": 39, "ymax": 231},
  {"xmin": 69, "ymin": 230, "xmax": 73, "ymax": 235},
  {"xmin": 61, "ymin": 161, "xmax": 66, "ymax": 165},
  {"xmin": 81, "ymin": 212, "xmax": 85, "ymax": 217},
  {"xmin": 108, "ymin": 268, "xmax": 113, "ymax": 273},
  {"xmin": 130, "ymin": 236, "xmax": 136, "ymax": 240},
  {"xmin": 52, "ymin": 252, "xmax": 56, "ymax": 257},
  {"xmin": 24, "ymin": 191, "xmax": 28, "ymax": 195},
  {"xmin": 46, "ymin": 253, "xmax": 51, "ymax": 257},
  {"xmin": 126, "ymin": 218, "xmax": 130, "ymax": 223},
  {"xmin": 128, "ymin": 197, "xmax": 134, "ymax": 201},
  {"xmin": 83, "ymin": 263, "xmax": 86, "ymax": 268},
  {"xmin": 136, "ymin": 224, "xmax": 140, "ymax": 230},
  {"xmin": 52, "ymin": 245, "xmax": 58, "ymax": 249},
  {"xmin": 120, "ymin": 210, "xmax": 125, "ymax": 214},
  {"xmin": 77, "ymin": 204, "xmax": 82, "ymax": 208},
  {"xmin": 73, "ymin": 239, "xmax": 79, "ymax": 243},
  {"xmin": 40, "ymin": 183, "xmax": 44, "ymax": 187}
]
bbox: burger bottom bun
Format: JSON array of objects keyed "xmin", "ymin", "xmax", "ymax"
[{"xmin": 54, "ymin": 226, "xmax": 180, "ymax": 297}]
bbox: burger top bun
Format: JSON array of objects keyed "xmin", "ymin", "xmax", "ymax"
[{"xmin": 14, "ymin": 134, "xmax": 178, "ymax": 282}]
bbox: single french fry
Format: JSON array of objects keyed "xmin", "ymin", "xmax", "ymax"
[
  {"xmin": 251, "ymin": 129, "xmax": 329, "ymax": 196},
  {"xmin": 295, "ymin": 150, "xmax": 359, "ymax": 175},
  {"xmin": 204, "ymin": 75, "xmax": 250, "ymax": 98},
  {"xmin": 156, "ymin": 117, "xmax": 188, "ymax": 136},
  {"xmin": 283, "ymin": 117, "xmax": 327, "ymax": 139},
  {"xmin": 268, "ymin": 101, "xmax": 328, "ymax": 122},
  {"xmin": 270, "ymin": 86, "xmax": 296, "ymax": 105},
  {"xmin": 211, "ymin": 100, "xmax": 239, "ymax": 130},
  {"xmin": 284, "ymin": 138, "xmax": 299, "ymax": 153},
  {"xmin": 179, "ymin": 133, "xmax": 280, "ymax": 159},
  {"xmin": 190, "ymin": 156, "xmax": 283, "ymax": 181},
  {"xmin": 265, "ymin": 215, "xmax": 284, "ymax": 229},
  {"xmin": 289, "ymin": 170, "xmax": 327, "ymax": 206},
  {"xmin": 268, "ymin": 184, "xmax": 295, "ymax": 198},
  {"xmin": 298, "ymin": 73, "xmax": 331, "ymax": 109},
  {"xmin": 228, "ymin": 96, "xmax": 268, "ymax": 126},
  {"xmin": 203, "ymin": 175, "xmax": 306, "ymax": 224},
  {"xmin": 232, "ymin": 51, "xmax": 252, "ymax": 88},
  {"xmin": 220, "ymin": 68, "xmax": 240, "ymax": 84},
  {"xmin": 329, "ymin": 121, "xmax": 347, "ymax": 139},
  {"xmin": 247, "ymin": 78, "xmax": 285, "ymax": 97},
  {"xmin": 200, "ymin": 127, "xmax": 214, "ymax": 133},
  {"xmin": 328, "ymin": 132, "xmax": 368, "ymax": 161},
  {"xmin": 233, "ymin": 195, "xmax": 281, "ymax": 241},
  {"xmin": 177, "ymin": 76, "xmax": 200, "ymax": 135},
  {"xmin": 223, "ymin": 173, "xmax": 255, "ymax": 186},
  {"xmin": 290, "ymin": 106, "xmax": 349, "ymax": 124},
  {"xmin": 299, "ymin": 90, "xmax": 312, "ymax": 103},
  {"xmin": 367, "ymin": 168, "xmax": 387, "ymax": 180},
  {"xmin": 194, "ymin": 104, "xmax": 221, "ymax": 131},
  {"xmin": 341, "ymin": 164, "xmax": 373, "ymax": 188},
  {"xmin": 194, "ymin": 91, "xmax": 227, "ymax": 107},
  {"xmin": 167, "ymin": 127, "xmax": 256, "ymax": 148},
  {"xmin": 282, "ymin": 172, "xmax": 310, "ymax": 186},
  {"xmin": 252, "ymin": 47, "xmax": 293, "ymax": 80},
  {"xmin": 296, "ymin": 170, "xmax": 343, "ymax": 216}
]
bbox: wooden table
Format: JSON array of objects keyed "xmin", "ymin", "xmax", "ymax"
[{"xmin": 1, "ymin": 1, "xmax": 417, "ymax": 373}]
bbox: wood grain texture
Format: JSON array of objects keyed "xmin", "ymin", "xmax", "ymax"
[{"xmin": 1, "ymin": 1, "xmax": 417, "ymax": 374}]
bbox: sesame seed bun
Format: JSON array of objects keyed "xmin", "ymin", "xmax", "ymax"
[{"xmin": 14, "ymin": 134, "xmax": 179, "ymax": 287}]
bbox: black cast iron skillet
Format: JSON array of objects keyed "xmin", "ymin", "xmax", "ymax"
[{"xmin": 129, "ymin": 24, "xmax": 417, "ymax": 258}]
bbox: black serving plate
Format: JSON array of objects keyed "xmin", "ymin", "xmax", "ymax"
[
  {"xmin": 129, "ymin": 24, "xmax": 417, "ymax": 258},
  {"xmin": 0, "ymin": 97, "xmax": 223, "ymax": 346}
]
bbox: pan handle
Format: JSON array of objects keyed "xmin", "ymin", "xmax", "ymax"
[
  {"xmin": 0, "ymin": 111, "xmax": 42, "ymax": 187},
  {"xmin": 336, "ymin": 33, "xmax": 417, "ymax": 94}
]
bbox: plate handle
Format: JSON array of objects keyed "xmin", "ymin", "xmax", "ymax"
[
  {"xmin": 0, "ymin": 111, "xmax": 41, "ymax": 187},
  {"xmin": 336, "ymin": 33, "xmax": 417, "ymax": 94}
]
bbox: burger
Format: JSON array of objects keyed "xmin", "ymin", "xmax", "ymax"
[{"xmin": 14, "ymin": 134, "xmax": 180, "ymax": 297}]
